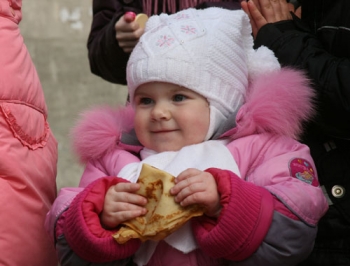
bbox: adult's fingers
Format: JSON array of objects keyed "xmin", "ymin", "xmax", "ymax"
[
  {"xmin": 257, "ymin": 0, "xmax": 276, "ymax": 22},
  {"xmin": 258, "ymin": 0, "xmax": 292, "ymax": 22},
  {"xmin": 241, "ymin": 1, "xmax": 258, "ymax": 37},
  {"xmin": 116, "ymin": 27, "xmax": 144, "ymax": 53},
  {"xmin": 116, "ymin": 30, "xmax": 140, "ymax": 42},
  {"xmin": 119, "ymin": 40, "xmax": 139, "ymax": 53},
  {"xmin": 115, "ymin": 16, "xmax": 139, "ymax": 32},
  {"xmin": 124, "ymin": 11, "xmax": 136, "ymax": 23},
  {"xmin": 269, "ymin": 0, "xmax": 284, "ymax": 21},
  {"xmin": 242, "ymin": 0, "xmax": 268, "ymax": 38},
  {"xmin": 280, "ymin": 0, "xmax": 293, "ymax": 20},
  {"xmin": 250, "ymin": 0, "xmax": 262, "ymax": 12}
]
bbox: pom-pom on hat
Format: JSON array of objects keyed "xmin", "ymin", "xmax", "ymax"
[{"xmin": 127, "ymin": 7, "xmax": 280, "ymax": 139}]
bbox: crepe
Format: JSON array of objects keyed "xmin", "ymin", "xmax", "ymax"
[{"xmin": 113, "ymin": 164, "xmax": 204, "ymax": 244}]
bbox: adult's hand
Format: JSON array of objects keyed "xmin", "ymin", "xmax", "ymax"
[
  {"xmin": 115, "ymin": 13, "xmax": 145, "ymax": 53},
  {"xmin": 241, "ymin": 0, "xmax": 292, "ymax": 38}
]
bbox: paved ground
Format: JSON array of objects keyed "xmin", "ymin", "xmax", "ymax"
[{"xmin": 21, "ymin": 0, "xmax": 128, "ymax": 190}]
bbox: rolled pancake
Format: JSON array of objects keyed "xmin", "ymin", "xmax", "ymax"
[{"xmin": 113, "ymin": 164, "xmax": 204, "ymax": 244}]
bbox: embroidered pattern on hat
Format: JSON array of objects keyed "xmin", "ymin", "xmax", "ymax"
[
  {"xmin": 181, "ymin": 25, "xmax": 197, "ymax": 34},
  {"xmin": 157, "ymin": 35, "xmax": 175, "ymax": 47}
]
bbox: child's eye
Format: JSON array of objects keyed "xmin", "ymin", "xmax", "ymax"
[
  {"xmin": 173, "ymin": 94, "xmax": 187, "ymax": 102},
  {"xmin": 139, "ymin": 97, "xmax": 153, "ymax": 105}
]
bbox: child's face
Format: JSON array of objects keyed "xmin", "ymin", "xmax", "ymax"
[{"xmin": 134, "ymin": 82, "xmax": 210, "ymax": 152}]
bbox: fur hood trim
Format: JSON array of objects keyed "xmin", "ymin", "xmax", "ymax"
[
  {"xmin": 228, "ymin": 67, "xmax": 315, "ymax": 140},
  {"xmin": 72, "ymin": 68, "xmax": 314, "ymax": 163},
  {"xmin": 71, "ymin": 105, "xmax": 135, "ymax": 164}
]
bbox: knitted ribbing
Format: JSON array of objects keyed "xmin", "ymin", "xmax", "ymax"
[
  {"xmin": 193, "ymin": 168, "xmax": 274, "ymax": 260},
  {"xmin": 63, "ymin": 177, "xmax": 141, "ymax": 262}
]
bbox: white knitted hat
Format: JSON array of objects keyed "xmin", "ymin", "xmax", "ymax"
[{"xmin": 127, "ymin": 7, "xmax": 280, "ymax": 138}]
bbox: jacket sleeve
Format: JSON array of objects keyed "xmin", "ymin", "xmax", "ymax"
[
  {"xmin": 56, "ymin": 234, "xmax": 133, "ymax": 266},
  {"xmin": 192, "ymin": 136, "xmax": 328, "ymax": 265},
  {"xmin": 87, "ymin": 0, "xmax": 142, "ymax": 84},
  {"xmin": 192, "ymin": 168, "xmax": 318, "ymax": 266},
  {"xmin": 59, "ymin": 177, "xmax": 141, "ymax": 263},
  {"xmin": 192, "ymin": 168, "xmax": 274, "ymax": 261},
  {"xmin": 254, "ymin": 17, "xmax": 350, "ymax": 137},
  {"xmin": 47, "ymin": 149, "xmax": 141, "ymax": 263},
  {"xmin": 45, "ymin": 149, "xmax": 134, "ymax": 242}
]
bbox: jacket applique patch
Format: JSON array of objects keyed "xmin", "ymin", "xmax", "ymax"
[{"xmin": 289, "ymin": 158, "xmax": 319, "ymax": 186}]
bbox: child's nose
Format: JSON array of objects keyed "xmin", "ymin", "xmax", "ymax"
[{"xmin": 151, "ymin": 102, "xmax": 171, "ymax": 120}]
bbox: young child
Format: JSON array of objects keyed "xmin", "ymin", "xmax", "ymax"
[{"xmin": 46, "ymin": 8, "xmax": 328, "ymax": 266}]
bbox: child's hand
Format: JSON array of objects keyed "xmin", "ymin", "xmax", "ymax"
[
  {"xmin": 101, "ymin": 182, "xmax": 147, "ymax": 229},
  {"xmin": 170, "ymin": 169, "xmax": 221, "ymax": 218},
  {"xmin": 114, "ymin": 13, "xmax": 145, "ymax": 53}
]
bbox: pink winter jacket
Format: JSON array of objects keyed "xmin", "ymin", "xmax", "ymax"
[
  {"xmin": 46, "ymin": 69, "xmax": 328, "ymax": 265},
  {"xmin": 0, "ymin": 1, "xmax": 58, "ymax": 265}
]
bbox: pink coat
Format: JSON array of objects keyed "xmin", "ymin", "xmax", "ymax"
[
  {"xmin": 0, "ymin": 1, "xmax": 58, "ymax": 265},
  {"xmin": 47, "ymin": 69, "xmax": 328, "ymax": 265}
]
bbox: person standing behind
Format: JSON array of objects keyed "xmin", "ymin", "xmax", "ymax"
[
  {"xmin": 87, "ymin": 0, "xmax": 242, "ymax": 84},
  {"xmin": 241, "ymin": 0, "xmax": 350, "ymax": 265},
  {"xmin": 0, "ymin": 0, "xmax": 58, "ymax": 265}
]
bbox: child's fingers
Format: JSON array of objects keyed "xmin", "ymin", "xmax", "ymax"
[
  {"xmin": 172, "ymin": 171, "xmax": 217, "ymax": 207},
  {"xmin": 175, "ymin": 168, "xmax": 201, "ymax": 182},
  {"xmin": 116, "ymin": 209, "xmax": 146, "ymax": 223},
  {"xmin": 111, "ymin": 183, "xmax": 147, "ymax": 206},
  {"xmin": 102, "ymin": 183, "xmax": 148, "ymax": 228},
  {"xmin": 102, "ymin": 208, "xmax": 146, "ymax": 228},
  {"xmin": 170, "ymin": 168, "xmax": 201, "ymax": 196},
  {"xmin": 106, "ymin": 201, "xmax": 146, "ymax": 214},
  {"xmin": 120, "ymin": 191, "xmax": 147, "ymax": 206},
  {"xmin": 114, "ymin": 202, "xmax": 147, "ymax": 215},
  {"xmin": 113, "ymin": 182, "xmax": 140, "ymax": 193},
  {"xmin": 175, "ymin": 180, "xmax": 204, "ymax": 204}
]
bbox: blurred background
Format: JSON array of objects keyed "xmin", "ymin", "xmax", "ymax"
[{"xmin": 20, "ymin": 0, "xmax": 128, "ymax": 190}]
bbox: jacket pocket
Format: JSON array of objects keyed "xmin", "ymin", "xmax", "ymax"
[{"xmin": 0, "ymin": 102, "xmax": 50, "ymax": 150}]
